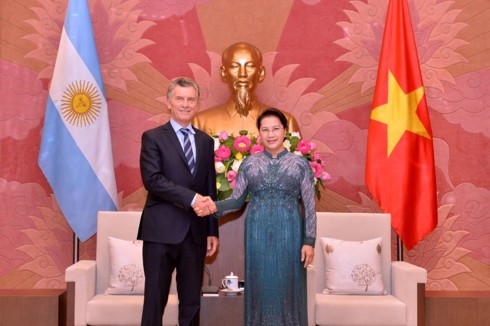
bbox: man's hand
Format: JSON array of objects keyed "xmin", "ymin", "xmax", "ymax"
[
  {"xmin": 193, "ymin": 195, "xmax": 217, "ymax": 216},
  {"xmin": 206, "ymin": 236, "xmax": 219, "ymax": 256}
]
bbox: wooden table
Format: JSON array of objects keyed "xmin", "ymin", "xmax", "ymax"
[
  {"xmin": 0, "ymin": 288, "xmax": 68, "ymax": 326},
  {"xmin": 200, "ymin": 292, "xmax": 244, "ymax": 326},
  {"xmin": 425, "ymin": 291, "xmax": 490, "ymax": 326}
]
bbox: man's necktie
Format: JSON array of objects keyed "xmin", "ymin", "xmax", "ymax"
[{"xmin": 180, "ymin": 128, "xmax": 195, "ymax": 174}]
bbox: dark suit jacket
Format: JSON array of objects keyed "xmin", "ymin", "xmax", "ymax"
[{"xmin": 137, "ymin": 122, "xmax": 218, "ymax": 245}]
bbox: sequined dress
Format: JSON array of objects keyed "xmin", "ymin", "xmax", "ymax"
[{"xmin": 216, "ymin": 149, "xmax": 317, "ymax": 326}]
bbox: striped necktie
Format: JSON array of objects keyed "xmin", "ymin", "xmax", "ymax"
[{"xmin": 180, "ymin": 128, "xmax": 195, "ymax": 174}]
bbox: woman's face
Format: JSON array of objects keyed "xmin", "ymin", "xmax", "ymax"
[{"xmin": 259, "ymin": 116, "xmax": 286, "ymax": 157}]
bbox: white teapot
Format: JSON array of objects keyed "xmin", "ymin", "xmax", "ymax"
[{"xmin": 221, "ymin": 272, "xmax": 239, "ymax": 290}]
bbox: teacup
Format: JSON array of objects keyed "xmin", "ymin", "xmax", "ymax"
[{"xmin": 221, "ymin": 272, "xmax": 239, "ymax": 290}]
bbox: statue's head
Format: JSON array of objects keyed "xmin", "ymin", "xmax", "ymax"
[{"xmin": 220, "ymin": 42, "xmax": 266, "ymax": 114}]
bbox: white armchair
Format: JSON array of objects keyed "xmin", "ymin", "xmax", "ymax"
[
  {"xmin": 308, "ymin": 212, "xmax": 426, "ymax": 326},
  {"xmin": 65, "ymin": 211, "xmax": 178, "ymax": 326}
]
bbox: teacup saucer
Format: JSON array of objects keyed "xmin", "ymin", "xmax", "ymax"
[{"xmin": 220, "ymin": 288, "xmax": 244, "ymax": 296}]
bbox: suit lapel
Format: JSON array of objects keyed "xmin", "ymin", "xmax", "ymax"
[
  {"xmin": 162, "ymin": 123, "xmax": 189, "ymax": 169},
  {"xmin": 193, "ymin": 131, "xmax": 206, "ymax": 176},
  {"xmin": 163, "ymin": 122, "xmax": 202, "ymax": 177}
]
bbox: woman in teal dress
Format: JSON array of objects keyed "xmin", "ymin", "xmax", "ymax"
[{"xmin": 196, "ymin": 108, "xmax": 317, "ymax": 325}]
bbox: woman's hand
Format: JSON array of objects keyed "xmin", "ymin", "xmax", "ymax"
[{"xmin": 301, "ymin": 245, "xmax": 315, "ymax": 268}]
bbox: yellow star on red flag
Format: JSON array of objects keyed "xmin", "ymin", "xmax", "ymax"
[{"xmin": 370, "ymin": 70, "xmax": 430, "ymax": 156}]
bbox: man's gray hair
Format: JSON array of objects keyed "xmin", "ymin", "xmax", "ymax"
[{"xmin": 167, "ymin": 77, "xmax": 200, "ymax": 99}]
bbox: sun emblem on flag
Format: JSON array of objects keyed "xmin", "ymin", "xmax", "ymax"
[{"xmin": 61, "ymin": 80, "xmax": 102, "ymax": 126}]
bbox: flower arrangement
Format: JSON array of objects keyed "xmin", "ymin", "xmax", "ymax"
[{"xmin": 213, "ymin": 130, "xmax": 331, "ymax": 200}]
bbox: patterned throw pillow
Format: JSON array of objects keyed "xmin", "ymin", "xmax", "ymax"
[
  {"xmin": 105, "ymin": 237, "xmax": 145, "ymax": 295},
  {"xmin": 320, "ymin": 237, "xmax": 386, "ymax": 295}
]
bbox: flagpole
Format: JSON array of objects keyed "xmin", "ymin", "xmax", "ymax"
[
  {"xmin": 397, "ymin": 235, "xmax": 403, "ymax": 261},
  {"xmin": 73, "ymin": 233, "xmax": 80, "ymax": 264}
]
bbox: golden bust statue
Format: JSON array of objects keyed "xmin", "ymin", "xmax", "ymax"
[{"xmin": 193, "ymin": 42, "xmax": 299, "ymax": 135}]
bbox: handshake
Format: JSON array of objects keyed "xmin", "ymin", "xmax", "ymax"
[{"xmin": 193, "ymin": 195, "xmax": 217, "ymax": 217}]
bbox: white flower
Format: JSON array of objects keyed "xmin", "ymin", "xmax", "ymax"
[
  {"xmin": 231, "ymin": 159, "xmax": 243, "ymax": 172},
  {"xmin": 215, "ymin": 161, "xmax": 226, "ymax": 174},
  {"xmin": 290, "ymin": 132, "xmax": 301, "ymax": 138},
  {"xmin": 293, "ymin": 151, "xmax": 302, "ymax": 156},
  {"xmin": 283, "ymin": 139, "xmax": 291, "ymax": 151},
  {"xmin": 213, "ymin": 137, "xmax": 221, "ymax": 151}
]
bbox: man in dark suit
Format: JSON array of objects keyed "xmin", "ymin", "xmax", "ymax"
[{"xmin": 138, "ymin": 77, "xmax": 219, "ymax": 326}]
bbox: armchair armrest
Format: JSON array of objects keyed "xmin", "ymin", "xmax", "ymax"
[
  {"xmin": 65, "ymin": 260, "xmax": 96, "ymax": 326},
  {"xmin": 307, "ymin": 265, "xmax": 316, "ymax": 326},
  {"xmin": 392, "ymin": 261, "xmax": 427, "ymax": 326}
]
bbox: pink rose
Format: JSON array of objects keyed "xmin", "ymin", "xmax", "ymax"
[
  {"xmin": 230, "ymin": 179, "xmax": 237, "ymax": 189},
  {"xmin": 219, "ymin": 131, "xmax": 229, "ymax": 141},
  {"xmin": 310, "ymin": 142, "xmax": 317, "ymax": 150},
  {"xmin": 321, "ymin": 172, "xmax": 331, "ymax": 182},
  {"xmin": 226, "ymin": 170, "xmax": 237, "ymax": 181},
  {"xmin": 310, "ymin": 161, "xmax": 324, "ymax": 178},
  {"xmin": 233, "ymin": 135, "xmax": 252, "ymax": 153},
  {"xmin": 215, "ymin": 145, "xmax": 231, "ymax": 160},
  {"xmin": 312, "ymin": 153, "xmax": 322, "ymax": 162},
  {"xmin": 297, "ymin": 139, "xmax": 311, "ymax": 155},
  {"xmin": 250, "ymin": 144, "xmax": 264, "ymax": 155}
]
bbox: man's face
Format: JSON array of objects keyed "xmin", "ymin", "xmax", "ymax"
[
  {"xmin": 167, "ymin": 85, "xmax": 198, "ymax": 126},
  {"xmin": 221, "ymin": 46, "xmax": 265, "ymax": 114},
  {"xmin": 221, "ymin": 47, "xmax": 264, "ymax": 93}
]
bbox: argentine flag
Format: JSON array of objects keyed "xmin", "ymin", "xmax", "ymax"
[{"xmin": 39, "ymin": 0, "xmax": 118, "ymax": 242}]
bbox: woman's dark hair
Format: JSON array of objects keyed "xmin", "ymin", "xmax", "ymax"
[{"xmin": 257, "ymin": 108, "xmax": 288, "ymax": 130}]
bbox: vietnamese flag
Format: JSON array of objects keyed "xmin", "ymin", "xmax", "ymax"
[{"xmin": 365, "ymin": 0, "xmax": 437, "ymax": 250}]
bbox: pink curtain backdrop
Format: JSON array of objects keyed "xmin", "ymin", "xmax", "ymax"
[{"xmin": 0, "ymin": 0, "xmax": 489, "ymax": 291}]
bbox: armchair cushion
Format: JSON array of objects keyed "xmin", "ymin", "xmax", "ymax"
[
  {"xmin": 320, "ymin": 237, "xmax": 386, "ymax": 295},
  {"xmin": 85, "ymin": 293, "xmax": 179, "ymax": 326},
  {"xmin": 315, "ymin": 293, "xmax": 406, "ymax": 326},
  {"xmin": 105, "ymin": 237, "xmax": 145, "ymax": 295}
]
